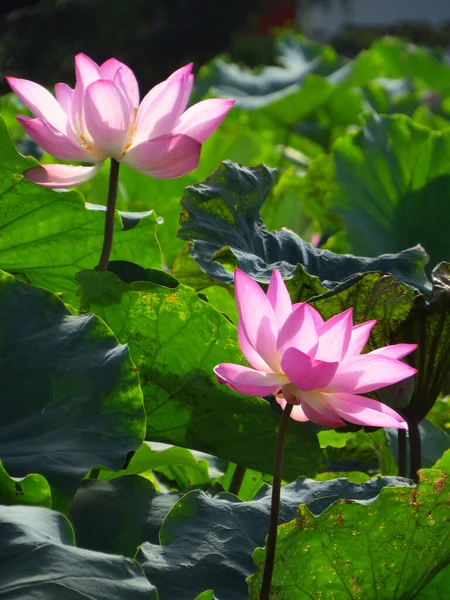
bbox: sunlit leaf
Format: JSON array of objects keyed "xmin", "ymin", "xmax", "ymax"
[
  {"xmin": 77, "ymin": 270, "xmax": 320, "ymax": 479},
  {"xmin": 248, "ymin": 470, "xmax": 449, "ymax": 600}
]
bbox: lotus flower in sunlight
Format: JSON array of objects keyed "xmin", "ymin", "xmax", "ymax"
[
  {"xmin": 214, "ymin": 269, "xmax": 418, "ymax": 429},
  {"xmin": 6, "ymin": 54, "xmax": 234, "ymax": 188}
]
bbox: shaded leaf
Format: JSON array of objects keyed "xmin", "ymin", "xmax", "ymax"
[
  {"xmin": 0, "ymin": 271, "xmax": 145, "ymax": 510},
  {"xmin": 396, "ymin": 263, "xmax": 450, "ymax": 421},
  {"xmin": 387, "ymin": 419, "xmax": 450, "ymax": 470},
  {"xmin": 177, "ymin": 161, "xmax": 430, "ymax": 296},
  {"xmin": 137, "ymin": 475, "xmax": 411, "ymax": 600},
  {"xmin": 0, "ymin": 505, "xmax": 156, "ymax": 599},
  {"xmin": 70, "ymin": 475, "xmax": 181, "ymax": 556}
]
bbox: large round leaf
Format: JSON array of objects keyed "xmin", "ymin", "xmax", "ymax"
[
  {"xmin": 176, "ymin": 160, "xmax": 429, "ymax": 295},
  {"xmin": 248, "ymin": 470, "xmax": 450, "ymax": 600},
  {"xmin": 0, "ymin": 505, "xmax": 156, "ymax": 599},
  {"xmin": 0, "ymin": 271, "xmax": 145, "ymax": 509},
  {"xmin": 137, "ymin": 475, "xmax": 411, "ymax": 600}
]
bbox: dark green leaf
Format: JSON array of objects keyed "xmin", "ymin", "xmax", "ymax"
[
  {"xmin": 396, "ymin": 263, "xmax": 450, "ymax": 421},
  {"xmin": 70, "ymin": 475, "xmax": 181, "ymax": 556},
  {"xmin": 386, "ymin": 419, "xmax": 450, "ymax": 470},
  {"xmin": 0, "ymin": 271, "xmax": 145, "ymax": 510},
  {"xmin": 248, "ymin": 470, "xmax": 449, "ymax": 600},
  {"xmin": 0, "ymin": 505, "xmax": 155, "ymax": 599},
  {"xmin": 137, "ymin": 475, "xmax": 411, "ymax": 600},
  {"xmin": 177, "ymin": 161, "xmax": 430, "ymax": 296}
]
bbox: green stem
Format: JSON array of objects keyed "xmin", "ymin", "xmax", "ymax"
[
  {"xmin": 96, "ymin": 158, "xmax": 120, "ymax": 271},
  {"xmin": 260, "ymin": 403, "xmax": 293, "ymax": 600},
  {"xmin": 397, "ymin": 428, "xmax": 407, "ymax": 478},
  {"xmin": 228, "ymin": 464, "xmax": 246, "ymax": 496},
  {"xmin": 406, "ymin": 416, "xmax": 422, "ymax": 483}
]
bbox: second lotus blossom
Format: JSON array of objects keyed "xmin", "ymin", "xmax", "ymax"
[
  {"xmin": 7, "ymin": 53, "xmax": 234, "ymax": 188},
  {"xmin": 215, "ymin": 269, "xmax": 418, "ymax": 429}
]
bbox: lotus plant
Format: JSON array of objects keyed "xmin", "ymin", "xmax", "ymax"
[
  {"xmin": 7, "ymin": 53, "xmax": 234, "ymax": 187},
  {"xmin": 7, "ymin": 53, "xmax": 234, "ymax": 270},
  {"xmin": 214, "ymin": 269, "xmax": 417, "ymax": 600}
]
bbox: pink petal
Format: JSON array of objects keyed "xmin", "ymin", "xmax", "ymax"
[
  {"xmin": 54, "ymin": 83, "xmax": 76, "ymax": 138},
  {"xmin": 276, "ymin": 397, "xmax": 309, "ymax": 422},
  {"xmin": 214, "ymin": 363, "xmax": 287, "ymax": 397},
  {"xmin": 54, "ymin": 83, "xmax": 73, "ymax": 115},
  {"xmin": 325, "ymin": 392, "xmax": 407, "ymax": 429},
  {"xmin": 370, "ymin": 344, "xmax": 417, "ymax": 360},
  {"xmin": 304, "ymin": 304, "xmax": 324, "ymax": 328},
  {"xmin": 238, "ymin": 321, "xmax": 271, "ymax": 372},
  {"xmin": 101, "ymin": 58, "xmax": 140, "ymax": 108},
  {"xmin": 25, "ymin": 163, "xmax": 103, "ymax": 188},
  {"xmin": 84, "ymin": 79, "xmax": 134, "ymax": 157},
  {"xmin": 167, "ymin": 64, "xmax": 194, "ymax": 109},
  {"xmin": 6, "ymin": 76, "xmax": 68, "ymax": 133},
  {"xmin": 277, "ymin": 303, "xmax": 319, "ymax": 359},
  {"xmin": 135, "ymin": 64, "xmax": 194, "ymax": 142},
  {"xmin": 74, "ymin": 53, "xmax": 103, "ymax": 89},
  {"xmin": 234, "ymin": 269, "xmax": 280, "ymax": 372},
  {"xmin": 17, "ymin": 116, "xmax": 96, "ymax": 162},
  {"xmin": 281, "ymin": 347, "xmax": 338, "ymax": 392},
  {"xmin": 121, "ymin": 133, "xmax": 201, "ymax": 179},
  {"xmin": 173, "ymin": 98, "xmax": 235, "ymax": 143},
  {"xmin": 329, "ymin": 354, "xmax": 418, "ymax": 394},
  {"xmin": 300, "ymin": 394, "xmax": 346, "ymax": 427},
  {"xmin": 266, "ymin": 269, "xmax": 292, "ymax": 330},
  {"xmin": 72, "ymin": 53, "xmax": 103, "ymax": 138},
  {"xmin": 346, "ymin": 320, "xmax": 376, "ymax": 356},
  {"xmin": 316, "ymin": 308, "xmax": 354, "ymax": 362}
]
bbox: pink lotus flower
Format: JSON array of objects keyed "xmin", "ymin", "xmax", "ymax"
[
  {"xmin": 214, "ymin": 269, "xmax": 418, "ymax": 429},
  {"xmin": 6, "ymin": 54, "xmax": 234, "ymax": 188}
]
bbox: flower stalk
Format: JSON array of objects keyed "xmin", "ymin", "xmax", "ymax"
[
  {"xmin": 405, "ymin": 415, "xmax": 422, "ymax": 483},
  {"xmin": 96, "ymin": 158, "xmax": 120, "ymax": 272},
  {"xmin": 260, "ymin": 402, "xmax": 293, "ymax": 600},
  {"xmin": 397, "ymin": 427, "xmax": 407, "ymax": 478}
]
